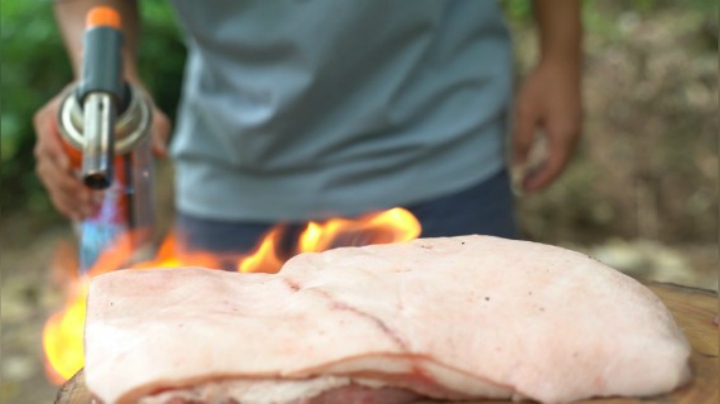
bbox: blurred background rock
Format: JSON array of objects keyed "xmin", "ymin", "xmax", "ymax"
[{"xmin": 1, "ymin": 0, "xmax": 717, "ymax": 402}]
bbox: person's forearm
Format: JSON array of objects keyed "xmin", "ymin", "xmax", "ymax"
[
  {"xmin": 54, "ymin": 0, "xmax": 141, "ymax": 83},
  {"xmin": 532, "ymin": 0, "xmax": 582, "ymax": 67}
]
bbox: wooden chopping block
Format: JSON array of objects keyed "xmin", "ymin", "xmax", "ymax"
[
  {"xmin": 56, "ymin": 371, "xmax": 91, "ymax": 404},
  {"xmin": 55, "ymin": 282, "xmax": 718, "ymax": 404}
]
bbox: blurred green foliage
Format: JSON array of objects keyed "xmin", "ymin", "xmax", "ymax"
[{"xmin": 1, "ymin": 0, "xmax": 186, "ymax": 218}]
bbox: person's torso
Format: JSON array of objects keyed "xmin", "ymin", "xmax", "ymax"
[{"xmin": 168, "ymin": 0, "xmax": 513, "ymax": 221}]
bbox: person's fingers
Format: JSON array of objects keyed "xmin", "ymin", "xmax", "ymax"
[
  {"xmin": 34, "ymin": 121, "xmax": 96, "ymax": 219},
  {"xmin": 511, "ymin": 102, "xmax": 540, "ymax": 168},
  {"xmin": 32, "ymin": 85, "xmax": 109, "ymax": 220},
  {"xmin": 131, "ymin": 84, "xmax": 172, "ymax": 158},
  {"xmin": 522, "ymin": 127, "xmax": 576, "ymax": 193},
  {"xmin": 49, "ymin": 193, "xmax": 79, "ymax": 220},
  {"xmin": 35, "ymin": 158, "xmax": 95, "ymax": 216},
  {"xmin": 151, "ymin": 109, "xmax": 172, "ymax": 158},
  {"xmin": 33, "ymin": 96, "xmax": 93, "ymax": 219},
  {"xmin": 51, "ymin": 191, "xmax": 89, "ymax": 221},
  {"xmin": 54, "ymin": 189, "xmax": 97, "ymax": 221},
  {"xmin": 33, "ymin": 102, "xmax": 71, "ymax": 170}
]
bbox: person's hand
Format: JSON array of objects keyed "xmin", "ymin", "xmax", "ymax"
[
  {"xmin": 33, "ymin": 83, "xmax": 171, "ymax": 220},
  {"xmin": 512, "ymin": 59, "xmax": 582, "ymax": 194}
]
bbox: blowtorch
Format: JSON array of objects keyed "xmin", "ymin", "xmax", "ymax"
[{"xmin": 57, "ymin": 6, "xmax": 155, "ymax": 275}]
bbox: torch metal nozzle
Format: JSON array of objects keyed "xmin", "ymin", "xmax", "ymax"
[{"xmin": 81, "ymin": 93, "xmax": 116, "ymax": 189}]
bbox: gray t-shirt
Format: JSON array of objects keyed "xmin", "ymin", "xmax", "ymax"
[{"xmin": 168, "ymin": 0, "xmax": 512, "ymax": 221}]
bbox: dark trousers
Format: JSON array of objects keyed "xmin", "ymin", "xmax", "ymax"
[{"xmin": 176, "ymin": 169, "xmax": 519, "ymax": 256}]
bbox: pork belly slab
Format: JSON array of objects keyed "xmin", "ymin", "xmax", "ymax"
[{"xmin": 84, "ymin": 235, "xmax": 691, "ymax": 404}]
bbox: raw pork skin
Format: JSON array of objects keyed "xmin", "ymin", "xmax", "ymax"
[{"xmin": 84, "ymin": 235, "xmax": 691, "ymax": 403}]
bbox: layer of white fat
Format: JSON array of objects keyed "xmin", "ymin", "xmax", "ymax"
[
  {"xmin": 137, "ymin": 376, "xmax": 397, "ymax": 404},
  {"xmin": 321, "ymin": 355, "xmax": 514, "ymax": 399}
]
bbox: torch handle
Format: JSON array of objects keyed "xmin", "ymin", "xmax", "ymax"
[
  {"xmin": 78, "ymin": 6, "xmax": 125, "ymax": 189},
  {"xmin": 78, "ymin": 6, "xmax": 125, "ymax": 105}
]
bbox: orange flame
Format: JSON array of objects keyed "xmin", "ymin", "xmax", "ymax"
[
  {"xmin": 42, "ymin": 208, "xmax": 421, "ymax": 383},
  {"xmin": 237, "ymin": 227, "xmax": 285, "ymax": 274},
  {"xmin": 300, "ymin": 207, "xmax": 421, "ymax": 252},
  {"xmin": 43, "ymin": 281, "xmax": 88, "ymax": 385}
]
